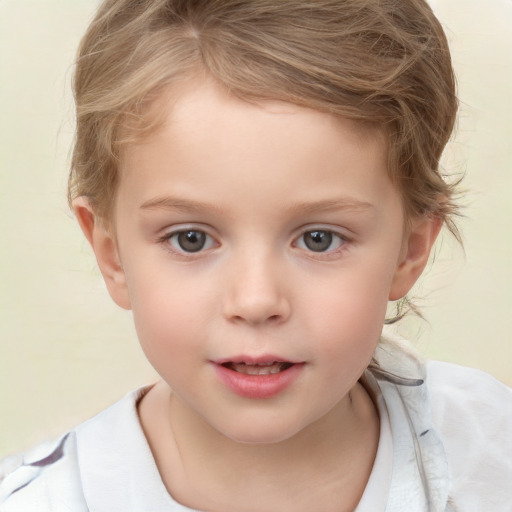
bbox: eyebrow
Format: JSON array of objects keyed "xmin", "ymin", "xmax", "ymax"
[
  {"xmin": 140, "ymin": 196, "xmax": 374, "ymax": 215},
  {"xmin": 140, "ymin": 196, "xmax": 226, "ymax": 215},
  {"xmin": 288, "ymin": 198, "xmax": 375, "ymax": 215}
]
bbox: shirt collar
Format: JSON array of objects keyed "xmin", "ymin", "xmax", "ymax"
[
  {"xmin": 74, "ymin": 386, "xmax": 191, "ymax": 512},
  {"xmin": 366, "ymin": 342, "xmax": 451, "ymax": 512}
]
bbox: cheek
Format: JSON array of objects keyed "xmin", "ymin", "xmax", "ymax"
[
  {"xmin": 304, "ymin": 263, "xmax": 394, "ymax": 361},
  {"xmin": 125, "ymin": 265, "xmax": 210, "ymax": 367}
]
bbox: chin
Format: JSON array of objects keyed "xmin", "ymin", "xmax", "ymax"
[
  {"xmin": 213, "ymin": 416, "xmax": 308, "ymax": 446},
  {"xmin": 224, "ymin": 430, "xmax": 297, "ymax": 446}
]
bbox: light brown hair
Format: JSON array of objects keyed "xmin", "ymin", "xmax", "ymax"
[{"xmin": 69, "ymin": 0, "xmax": 459, "ymax": 238}]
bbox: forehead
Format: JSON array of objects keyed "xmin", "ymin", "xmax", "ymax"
[
  {"xmin": 115, "ymin": 80, "xmax": 399, "ymax": 225},
  {"xmin": 123, "ymin": 77, "xmax": 385, "ymax": 154},
  {"xmin": 123, "ymin": 79, "xmax": 385, "ymax": 163}
]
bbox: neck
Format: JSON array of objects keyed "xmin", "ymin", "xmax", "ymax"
[{"xmin": 139, "ymin": 381, "xmax": 379, "ymax": 512}]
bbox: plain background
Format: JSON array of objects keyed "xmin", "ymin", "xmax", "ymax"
[{"xmin": 1, "ymin": 0, "xmax": 511, "ymax": 457}]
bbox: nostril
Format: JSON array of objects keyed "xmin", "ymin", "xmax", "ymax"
[
  {"xmin": 222, "ymin": 288, "xmax": 291, "ymax": 325},
  {"xmin": 228, "ymin": 312, "xmax": 286, "ymax": 326}
]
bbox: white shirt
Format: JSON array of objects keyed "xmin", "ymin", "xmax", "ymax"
[{"xmin": 1, "ymin": 348, "xmax": 511, "ymax": 511}]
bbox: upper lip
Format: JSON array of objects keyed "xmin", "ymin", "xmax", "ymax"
[{"xmin": 213, "ymin": 355, "xmax": 300, "ymax": 365}]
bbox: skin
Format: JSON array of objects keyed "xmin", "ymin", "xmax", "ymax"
[{"xmin": 74, "ymin": 80, "xmax": 441, "ymax": 511}]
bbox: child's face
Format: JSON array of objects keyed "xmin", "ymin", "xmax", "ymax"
[{"xmin": 83, "ymin": 82, "xmax": 434, "ymax": 444}]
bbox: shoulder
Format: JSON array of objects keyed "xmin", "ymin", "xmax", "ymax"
[
  {"xmin": 426, "ymin": 361, "xmax": 512, "ymax": 508},
  {"xmin": 0, "ymin": 433, "xmax": 88, "ymax": 511},
  {"xmin": 0, "ymin": 387, "xmax": 150, "ymax": 512},
  {"xmin": 427, "ymin": 361, "xmax": 512, "ymax": 434}
]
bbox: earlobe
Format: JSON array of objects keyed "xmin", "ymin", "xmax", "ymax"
[
  {"xmin": 389, "ymin": 216, "xmax": 442, "ymax": 301},
  {"xmin": 73, "ymin": 197, "xmax": 131, "ymax": 310}
]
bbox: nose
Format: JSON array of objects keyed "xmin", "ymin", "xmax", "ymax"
[{"xmin": 222, "ymin": 249, "xmax": 291, "ymax": 326}]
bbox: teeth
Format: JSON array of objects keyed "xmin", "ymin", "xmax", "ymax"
[{"xmin": 229, "ymin": 362, "xmax": 289, "ymax": 375}]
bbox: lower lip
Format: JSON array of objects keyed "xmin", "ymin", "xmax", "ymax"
[{"xmin": 213, "ymin": 363, "xmax": 304, "ymax": 399}]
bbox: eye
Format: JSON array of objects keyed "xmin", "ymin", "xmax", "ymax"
[
  {"xmin": 165, "ymin": 229, "xmax": 216, "ymax": 253},
  {"xmin": 295, "ymin": 230, "xmax": 345, "ymax": 253}
]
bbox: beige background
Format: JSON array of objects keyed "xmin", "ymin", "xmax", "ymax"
[{"xmin": 1, "ymin": 0, "xmax": 511, "ymax": 457}]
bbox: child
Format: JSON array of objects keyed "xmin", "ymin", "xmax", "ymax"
[{"xmin": 1, "ymin": 0, "xmax": 511, "ymax": 510}]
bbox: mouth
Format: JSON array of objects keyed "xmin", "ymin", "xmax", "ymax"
[
  {"xmin": 213, "ymin": 358, "xmax": 304, "ymax": 398},
  {"xmin": 221, "ymin": 361, "xmax": 294, "ymax": 375}
]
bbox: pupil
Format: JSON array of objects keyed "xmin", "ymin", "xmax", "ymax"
[
  {"xmin": 178, "ymin": 231, "xmax": 206, "ymax": 252},
  {"xmin": 304, "ymin": 231, "xmax": 332, "ymax": 252}
]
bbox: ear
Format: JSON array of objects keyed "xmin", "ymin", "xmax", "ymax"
[
  {"xmin": 389, "ymin": 215, "xmax": 442, "ymax": 301},
  {"xmin": 73, "ymin": 197, "xmax": 131, "ymax": 310}
]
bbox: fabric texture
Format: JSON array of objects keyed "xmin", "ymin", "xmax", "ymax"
[{"xmin": 1, "ymin": 345, "xmax": 511, "ymax": 511}]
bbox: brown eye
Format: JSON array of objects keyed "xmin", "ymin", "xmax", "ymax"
[
  {"xmin": 303, "ymin": 231, "xmax": 333, "ymax": 252},
  {"xmin": 295, "ymin": 229, "xmax": 346, "ymax": 254},
  {"xmin": 171, "ymin": 230, "xmax": 209, "ymax": 253}
]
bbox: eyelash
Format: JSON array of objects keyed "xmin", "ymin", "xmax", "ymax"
[
  {"xmin": 293, "ymin": 229, "xmax": 349, "ymax": 255},
  {"xmin": 158, "ymin": 227, "xmax": 350, "ymax": 257},
  {"xmin": 159, "ymin": 229, "xmax": 217, "ymax": 255}
]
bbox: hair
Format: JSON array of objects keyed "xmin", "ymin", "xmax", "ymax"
[{"xmin": 69, "ymin": 0, "xmax": 459, "ymax": 236}]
